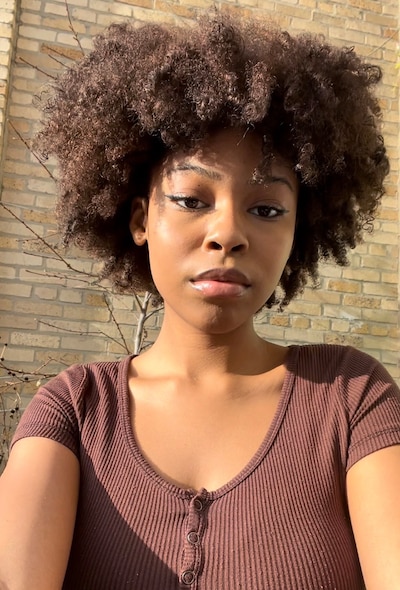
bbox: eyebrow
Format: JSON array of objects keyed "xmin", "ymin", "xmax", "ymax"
[
  {"xmin": 256, "ymin": 175, "xmax": 296, "ymax": 193},
  {"xmin": 167, "ymin": 163, "xmax": 296, "ymax": 193},
  {"xmin": 167, "ymin": 163, "xmax": 223, "ymax": 181}
]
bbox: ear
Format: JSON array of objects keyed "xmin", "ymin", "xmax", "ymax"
[{"xmin": 129, "ymin": 197, "xmax": 149, "ymax": 246}]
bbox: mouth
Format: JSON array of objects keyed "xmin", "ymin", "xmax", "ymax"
[{"xmin": 190, "ymin": 268, "xmax": 251, "ymax": 297}]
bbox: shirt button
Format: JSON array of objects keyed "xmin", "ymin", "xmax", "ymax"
[
  {"xmin": 193, "ymin": 498, "xmax": 203, "ymax": 511},
  {"xmin": 181, "ymin": 570, "xmax": 196, "ymax": 585},
  {"xmin": 187, "ymin": 531, "xmax": 200, "ymax": 545}
]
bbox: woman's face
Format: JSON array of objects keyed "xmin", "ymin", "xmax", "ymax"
[{"xmin": 130, "ymin": 128, "xmax": 298, "ymax": 335}]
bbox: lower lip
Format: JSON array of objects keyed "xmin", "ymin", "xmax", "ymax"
[{"xmin": 190, "ymin": 280, "xmax": 248, "ymax": 297}]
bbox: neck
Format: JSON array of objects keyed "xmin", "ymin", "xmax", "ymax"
[{"xmin": 139, "ymin": 313, "xmax": 284, "ymax": 380}]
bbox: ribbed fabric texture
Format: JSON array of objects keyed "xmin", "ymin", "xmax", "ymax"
[{"xmin": 12, "ymin": 344, "xmax": 400, "ymax": 590}]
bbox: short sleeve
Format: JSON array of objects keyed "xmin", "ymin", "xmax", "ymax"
[
  {"xmin": 11, "ymin": 364, "xmax": 87, "ymax": 458},
  {"xmin": 341, "ymin": 349, "xmax": 400, "ymax": 471}
]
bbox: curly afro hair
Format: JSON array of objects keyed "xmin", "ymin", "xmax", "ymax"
[{"xmin": 36, "ymin": 13, "xmax": 389, "ymax": 307}]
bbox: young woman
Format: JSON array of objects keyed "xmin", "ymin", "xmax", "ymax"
[{"xmin": 1, "ymin": 14, "xmax": 399, "ymax": 590}]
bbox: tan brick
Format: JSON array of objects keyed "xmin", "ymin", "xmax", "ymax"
[
  {"xmin": 42, "ymin": 17, "xmax": 86, "ymax": 34},
  {"xmin": 59, "ymin": 289, "xmax": 83, "ymax": 304},
  {"xmin": 348, "ymin": 0, "xmax": 382, "ymax": 12},
  {"xmin": 270, "ymin": 315, "xmax": 290, "ymax": 327},
  {"xmin": 10, "ymin": 331, "xmax": 60, "ymax": 348},
  {"xmin": 1, "ymin": 346, "xmax": 35, "ymax": 362},
  {"xmin": 0, "ymin": 298, "xmax": 13, "ymax": 311},
  {"xmin": 255, "ymin": 322, "xmax": 285, "ymax": 339},
  {"xmin": 0, "ymin": 283, "xmax": 32, "ymax": 298},
  {"xmin": 22, "ymin": 209, "xmax": 56, "ymax": 224},
  {"xmin": 130, "ymin": 6, "xmax": 173, "ymax": 24},
  {"xmin": 154, "ymin": 0, "xmax": 195, "ymax": 17},
  {"xmin": 327, "ymin": 279, "xmax": 360, "ymax": 294},
  {"xmin": 0, "ymin": 236, "xmax": 19, "ymax": 249},
  {"xmin": 84, "ymin": 292, "xmax": 107, "ymax": 307},
  {"xmin": 310, "ymin": 318, "xmax": 330, "ymax": 331},
  {"xmin": 324, "ymin": 333, "xmax": 363, "ymax": 347},
  {"xmin": 362, "ymin": 308, "xmax": 397, "ymax": 324},
  {"xmin": 61, "ymin": 335, "xmax": 107, "ymax": 352},
  {"xmin": 287, "ymin": 301, "xmax": 322, "ymax": 316},
  {"xmin": 34, "ymin": 349, "xmax": 84, "ymax": 366},
  {"xmin": 120, "ymin": 0, "xmax": 153, "ymax": 8},
  {"xmin": 381, "ymin": 299, "xmax": 398, "ymax": 311},
  {"xmin": 0, "ymin": 266, "xmax": 17, "ymax": 279},
  {"xmin": 63, "ymin": 306, "xmax": 110, "ymax": 322},
  {"xmin": 19, "ymin": 25, "xmax": 57, "ymax": 42},
  {"xmin": 371, "ymin": 325, "xmax": 389, "ymax": 336},
  {"xmin": 41, "ymin": 42, "xmax": 83, "ymax": 60},
  {"xmin": 0, "ymin": 314, "xmax": 37, "ymax": 329},
  {"xmin": 351, "ymin": 322, "xmax": 370, "ymax": 335},
  {"xmin": 343, "ymin": 295, "xmax": 382, "ymax": 309},
  {"xmin": 364, "ymin": 336, "xmax": 398, "ymax": 352},
  {"xmin": 291, "ymin": 317, "xmax": 310, "ymax": 329},
  {"xmin": 341, "ymin": 268, "xmax": 381, "ymax": 282},
  {"xmin": 14, "ymin": 300, "xmax": 63, "ymax": 317},
  {"xmin": 365, "ymin": 12, "xmax": 396, "ymax": 26},
  {"xmin": 34, "ymin": 287, "xmax": 58, "ymax": 300}
]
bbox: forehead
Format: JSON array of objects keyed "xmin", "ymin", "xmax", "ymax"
[{"xmin": 157, "ymin": 128, "xmax": 295, "ymax": 182}]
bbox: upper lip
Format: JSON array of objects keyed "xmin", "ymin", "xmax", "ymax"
[{"xmin": 191, "ymin": 268, "xmax": 251, "ymax": 285}]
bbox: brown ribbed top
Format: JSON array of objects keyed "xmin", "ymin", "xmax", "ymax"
[{"xmin": 12, "ymin": 344, "xmax": 400, "ymax": 589}]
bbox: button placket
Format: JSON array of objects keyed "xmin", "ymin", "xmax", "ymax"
[{"xmin": 179, "ymin": 490, "xmax": 209, "ymax": 588}]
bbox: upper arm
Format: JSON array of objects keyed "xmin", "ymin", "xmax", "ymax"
[
  {"xmin": 0, "ymin": 436, "xmax": 80, "ymax": 590},
  {"xmin": 347, "ymin": 445, "xmax": 400, "ymax": 590}
]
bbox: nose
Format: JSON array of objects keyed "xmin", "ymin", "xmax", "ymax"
[{"xmin": 203, "ymin": 205, "xmax": 249, "ymax": 254}]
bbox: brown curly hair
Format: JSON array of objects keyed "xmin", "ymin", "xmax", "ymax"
[{"xmin": 36, "ymin": 13, "xmax": 389, "ymax": 307}]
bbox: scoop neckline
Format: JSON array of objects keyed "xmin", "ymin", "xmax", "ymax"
[{"xmin": 118, "ymin": 345, "xmax": 299, "ymax": 501}]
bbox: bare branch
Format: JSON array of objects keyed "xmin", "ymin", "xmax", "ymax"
[
  {"xmin": 8, "ymin": 120, "xmax": 56, "ymax": 181},
  {"xmin": 103, "ymin": 295, "xmax": 131, "ymax": 354},
  {"xmin": 134, "ymin": 291, "xmax": 152, "ymax": 355},
  {"xmin": 38, "ymin": 319, "xmax": 130, "ymax": 354},
  {"xmin": 0, "ymin": 203, "xmax": 98, "ymax": 278},
  {"xmin": 46, "ymin": 52, "xmax": 68, "ymax": 68},
  {"xmin": 64, "ymin": 0, "xmax": 85, "ymax": 55},
  {"xmin": 18, "ymin": 56, "xmax": 57, "ymax": 79}
]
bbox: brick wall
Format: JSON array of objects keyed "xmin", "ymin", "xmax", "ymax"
[{"xmin": 0, "ymin": 0, "xmax": 399, "ymax": 395}]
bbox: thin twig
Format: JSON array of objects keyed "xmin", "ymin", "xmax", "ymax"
[
  {"xmin": 134, "ymin": 292, "xmax": 152, "ymax": 355},
  {"xmin": 8, "ymin": 121, "xmax": 56, "ymax": 181},
  {"xmin": 41, "ymin": 43, "xmax": 80, "ymax": 61},
  {"xmin": 18, "ymin": 56, "xmax": 57, "ymax": 79},
  {"xmin": 103, "ymin": 295, "xmax": 131, "ymax": 354},
  {"xmin": 366, "ymin": 29, "xmax": 397, "ymax": 58},
  {"xmin": 64, "ymin": 0, "xmax": 85, "ymax": 55},
  {"xmin": 38, "ymin": 320, "xmax": 130, "ymax": 353},
  {"xmin": 46, "ymin": 52, "xmax": 68, "ymax": 68},
  {"xmin": 0, "ymin": 203, "xmax": 98, "ymax": 278}
]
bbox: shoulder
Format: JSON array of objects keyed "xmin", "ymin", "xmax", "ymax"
[
  {"xmin": 292, "ymin": 343, "xmax": 396, "ymax": 386},
  {"xmin": 41, "ymin": 354, "xmax": 133, "ymax": 402},
  {"xmin": 290, "ymin": 343, "xmax": 399, "ymax": 417}
]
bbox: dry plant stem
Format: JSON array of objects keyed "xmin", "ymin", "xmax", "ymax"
[
  {"xmin": 134, "ymin": 292, "xmax": 152, "ymax": 355},
  {"xmin": 42, "ymin": 43, "xmax": 76, "ymax": 61},
  {"xmin": 103, "ymin": 295, "xmax": 131, "ymax": 354},
  {"xmin": 46, "ymin": 52, "xmax": 69, "ymax": 68},
  {"xmin": 8, "ymin": 121, "xmax": 56, "ymax": 181},
  {"xmin": 25, "ymin": 269, "xmax": 103, "ymax": 287},
  {"xmin": 64, "ymin": 0, "xmax": 85, "ymax": 55},
  {"xmin": 18, "ymin": 56, "xmax": 57, "ymax": 79},
  {"xmin": 0, "ymin": 202, "xmax": 98, "ymax": 278},
  {"xmin": 38, "ymin": 320, "xmax": 131, "ymax": 354}
]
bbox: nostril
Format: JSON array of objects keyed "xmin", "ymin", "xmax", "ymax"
[
  {"xmin": 209, "ymin": 241, "xmax": 223, "ymax": 250},
  {"xmin": 231, "ymin": 244, "xmax": 244, "ymax": 252}
]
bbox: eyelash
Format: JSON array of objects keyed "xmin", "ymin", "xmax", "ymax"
[{"xmin": 165, "ymin": 195, "xmax": 289, "ymax": 219}]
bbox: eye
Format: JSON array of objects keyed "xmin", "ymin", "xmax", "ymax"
[
  {"xmin": 248, "ymin": 205, "xmax": 289, "ymax": 219},
  {"xmin": 165, "ymin": 195, "xmax": 208, "ymax": 210}
]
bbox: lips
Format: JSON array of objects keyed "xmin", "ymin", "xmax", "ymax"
[
  {"xmin": 191, "ymin": 268, "xmax": 250, "ymax": 286},
  {"xmin": 190, "ymin": 268, "xmax": 251, "ymax": 298}
]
